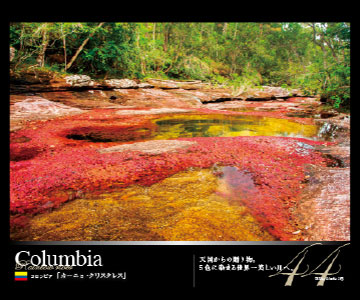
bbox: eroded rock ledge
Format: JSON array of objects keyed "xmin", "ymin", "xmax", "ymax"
[{"xmin": 10, "ymin": 72, "xmax": 309, "ymax": 102}]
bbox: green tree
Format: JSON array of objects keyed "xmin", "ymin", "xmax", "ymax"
[{"xmin": 9, "ymin": 21, "xmax": 350, "ymax": 109}]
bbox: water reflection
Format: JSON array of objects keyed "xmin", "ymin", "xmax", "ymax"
[
  {"xmin": 213, "ymin": 166, "xmax": 258, "ymax": 207},
  {"xmin": 152, "ymin": 114, "xmax": 321, "ymax": 140}
]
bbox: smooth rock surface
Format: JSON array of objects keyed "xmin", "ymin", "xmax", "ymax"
[{"xmin": 98, "ymin": 140, "xmax": 197, "ymax": 155}]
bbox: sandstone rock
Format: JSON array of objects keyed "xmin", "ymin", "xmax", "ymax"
[
  {"xmin": 36, "ymin": 91, "xmax": 134, "ymax": 110},
  {"xmin": 146, "ymin": 79, "xmax": 209, "ymax": 90},
  {"xmin": 146, "ymin": 79, "xmax": 180, "ymax": 89},
  {"xmin": 104, "ymin": 79, "xmax": 138, "ymax": 89},
  {"xmin": 262, "ymin": 86, "xmax": 290, "ymax": 98},
  {"xmin": 98, "ymin": 140, "xmax": 197, "ymax": 155},
  {"xmin": 65, "ymin": 75, "xmax": 95, "ymax": 87},
  {"xmin": 138, "ymin": 82, "xmax": 154, "ymax": 89},
  {"xmin": 187, "ymin": 89, "xmax": 235, "ymax": 104},
  {"xmin": 116, "ymin": 108, "xmax": 191, "ymax": 115},
  {"xmin": 240, "ymin": 86, "xmax": 296, "ymax": 101},
  {"xmin": 290, "ymin": 88, "xmax": 304, "ymax": 97},
  {"xmin": 320, "ymin": 110, "xmax": 339, "ymax": 119},
  {"xmin": 11, "ymin": 96, "xmax": 84, "ymax": 121}
]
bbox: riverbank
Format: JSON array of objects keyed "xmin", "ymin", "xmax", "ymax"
[{"xmin": 9, "ymin": 75, "xmax": 350, "ymax": 241}]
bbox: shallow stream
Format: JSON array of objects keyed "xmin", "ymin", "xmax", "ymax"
[
  {"xmin": 11, "ymin": 110, "xmax": 345, "ymax": 241},
  {"xmin": 64, "ymin": 113, "xmax": 338, "ymax": 144},
  {"xmin": 17, "ymin": 167, "xmax": 275, "ymax": 241}
]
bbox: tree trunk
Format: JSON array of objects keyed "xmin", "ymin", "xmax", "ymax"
[
  {"xmin": 65, "ymin": 22, "xmax": 105, "ymax": 71},
  {"xmin": 136, "ymin": 30, "xmax": 146, "ymax": 75},
  {"xmin": 164, "ymin": 50, "xmax": 179, "ymax": 74},
  {"xmin": 153, "ymin": 23, "xmax": 156, "ymax": 44},
  {"xmin": 61, "ymin": 24, "xmax": 67, "ymax": 71},
  {"xmin": 163, "ymin": 23, "xmax": 172, "ymax": 52},
  {"xmin": 36, "ymin": 26, "xmax": 49, "ymax": 67},
  {"xmin": 223, "ymin": 22, "xmax": 228, "ymax": 35},
  {"xmin": 233, "ymin": 23, "xmax": 238, "ymax": 40},
  {"xmin": 163, "ymin": 31, "xmax": 168, "ymax": 52},
  {"xmin": 20, "ymin": 24, "xmax": 25, "ymax": 52},
  {"xmin": 141, "ymin": 60, "xmax": 146, "ymax": 75},
  {"xmin": 310, "ymin": 23, "xmax": 330, "ymax": 87},
  {"xmin": 324, "ymin": 37, "xmax": 340, "ymax": 64}
]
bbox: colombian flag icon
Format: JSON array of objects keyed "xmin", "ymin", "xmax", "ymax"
[{"xmin": 15, "ymin": 272, "xmax": 28, "ymax": 281}]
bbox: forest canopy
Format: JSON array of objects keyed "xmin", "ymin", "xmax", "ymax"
[{"xmin": 9, "ymin": 22, "xmax": 350, "ymax": 109}]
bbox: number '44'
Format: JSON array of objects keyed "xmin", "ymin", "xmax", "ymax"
[{"xmin": 269, "ymin": 243, "xmax": 350, "ymax": 286}]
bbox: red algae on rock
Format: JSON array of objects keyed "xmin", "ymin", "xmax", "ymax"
[{"xmin": 10, "ymin": 107, "xmax": 332, "ymax": 241}]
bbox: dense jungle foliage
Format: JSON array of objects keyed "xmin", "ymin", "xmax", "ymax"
[{"xmin": 9, "ymin": 22, "xmax": 350, "ymax": 109}]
